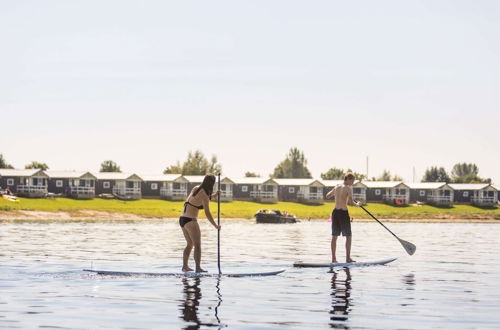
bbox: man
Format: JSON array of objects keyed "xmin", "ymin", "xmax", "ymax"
[{"xmin": 326, "ymin": 173, "xmax": 361, "ymax": 263}]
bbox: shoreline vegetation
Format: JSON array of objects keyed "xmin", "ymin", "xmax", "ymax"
[{"xmin": 0, "ymin": 198, "xmax": 499, "ymax": 222}]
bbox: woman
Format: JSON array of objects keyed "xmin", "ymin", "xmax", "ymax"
[{"xmin": 179, "ymin": 174, "xmax": 220, "ymax": 272}]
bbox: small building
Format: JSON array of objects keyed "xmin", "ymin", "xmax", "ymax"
[
  {"xmin": 364, "ymin": 181, "xmax": 410, "ymax": 205},
  {"xmin": 407, "ymin": 182, "xmax": 454, "ymax": 205},
  {"xmin": 321, "ymin": 180, "xmax": 368, "ymax": 204},
  {"xmin": 94, "ymin": 172, "xmax": 142, "ymax": 200},
  {"xmin": 140, "ymin": 174, "xmax": 188, "ymax": 200},
  {"xmin": 274, "ymin": 178, "xmax": 324, "ymax": 203},
  {"xmin": 449, "ymin": 183, "xmax": 498, "ymax": 206},
  {"xmin": 232, "ymin": 177, "xmax": 278, "ymax": 202},
  {"xmin": 46, "ymin": 171, "xmax": 97, "ymax": 199},
  {"xmin": 0, "ymin": 169, "xmax": 48, "ymax": 198},
  {"xmin": 183, "ymin": 175, "xmax": 235, "ymax": 201}
]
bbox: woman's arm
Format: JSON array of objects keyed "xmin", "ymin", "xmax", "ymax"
[{"xmin": 202, "ymin": 198, "xmax": 220, "ymax": 230}]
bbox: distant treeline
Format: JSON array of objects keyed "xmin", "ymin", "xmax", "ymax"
[{"xmin": 0, "ymin": 148, "xmax": 491, "ymax": 184}]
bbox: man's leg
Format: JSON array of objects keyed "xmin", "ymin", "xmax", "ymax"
[
  {"xmin": 346, "ymin": 236, "xmax": 355, "ymax": 263},
  {"xmin": 331, "ymin": 236, "xmax": 338, "ymax": 263}
]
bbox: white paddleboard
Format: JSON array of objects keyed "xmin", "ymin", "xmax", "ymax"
[
  {"xmin": 293, "ymin": 257, "xmax": 397, "ymax": 268},
  {"xmin": 83, "ymin": 269, "xmax": 285, "ymax": 277}
]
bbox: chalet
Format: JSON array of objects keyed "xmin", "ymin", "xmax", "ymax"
[
  {"xmin": 449, "ymin": 183, "xmax": 498, "ymax": 206},
  {"xmin": 321, "ymin": 180, "xmax": 368, "ymax": 204},
  {"xmin": 364, "ymin": 181, "xmax": 410, "ymax": 205},
  {"xmin": 407, "ymin": 182, "xmax": 454, "ymax": 205},
  {"xmin": 183, "ymin": 175, "xmax": 235, "ymax": 201},
  {"xmin": 274, "ymin": 178, "xmax": 324, "ymax": 203},
  {"xmin": 46, "ymin": 171, "xmax": 97, "ymax": 199},
  {"xmin": 93, "ymin": 172, "xmax": 142, "ymax": 200},
  {"xmin": 0, "ymin": 169, "xmax": 48, "ymax": 198},
  {"xmin": 140, "ymin": 174, "xmax": 188, "ymax": 200},
  {"xmin": 232, "ymin": 177, "xmax": 278, "ymax": 202}
]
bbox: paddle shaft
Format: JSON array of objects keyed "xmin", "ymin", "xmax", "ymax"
[
  {"xmin": 358, "ymin": 204, "xmax": 400, "ymax": 240},
  {"xmin": 217, "ymin": 173, "xmax": 221, "ymax": 275}
]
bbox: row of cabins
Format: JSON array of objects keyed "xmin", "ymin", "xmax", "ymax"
[{"xmin": 0, "ymin": 169, "xmax": 498, "ymax": 206}]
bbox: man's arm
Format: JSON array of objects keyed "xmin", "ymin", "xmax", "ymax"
[
  {"xmin": 347, "ymin": 186, "xmax": 357, "ymax": 206},
  {"xmin": 326, "ymin": 188, "xmax": 335, "ymax": 200}
]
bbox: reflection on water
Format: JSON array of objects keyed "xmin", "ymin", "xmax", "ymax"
[
  {"xmin": 329, "ymin": 268, "xmax": 352, "ymax": 328},
  {"xmin": 180, "ymin": 277, "xmax": 224, "ymax": 329},
  {"xmin": 180, "ymin": 277, "xmax": 202, "ymax": 329},
  {"xmin": 2, "ymin": 221, "xmax": 500, "ymax": 329}
]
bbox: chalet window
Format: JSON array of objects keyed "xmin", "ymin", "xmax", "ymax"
[
  {"xmin": 444, "ymin": 190, "xmax": 450, "ymax": 196},
  {"xmin": 310, "ymin": 187, "xmax": 317, "ymax": 193},
  {"xmin": 221, "ymin": 184, "xmax": 226, "ymax": 190},
  {"xmin": 419, "ymin": 190, "xmax": 425, "ymax": 197},
  {"xmin": 487, "ymin": 191, "xmax": 494, "ymax": 197},
  {"xmin": 173, "ymin": 182, "xmax": 180, "ymax": 190},
  {"xmin": 353, "ymin": 188, "xmax": 361, "ymax": 194},
  {"xmin": 56, "ymin": 180, "xmax": 63, "ymax": 188},
  {"xmin": 375, "ymin": 189, "xmax": 381, "ymax": 196},
  {"xmin": 289, "ymin": 187, "xmax": 295, "ymax": 193},
  {"xmin": 463, "ymin": 191, "xmax": 469, "ymax": 197},
  {"xmin": 103, "ymin": 181, "xmax": 111, "ymax": 189},
  {"xmin": 241, "ymin": 186, "xmax": 248, "ymax": 192},
  {"xmin": 6, "ymin": 178, "xmax": 14, "ymax": 186},
  {"xmin": 265, "ymin": 185, "xmax": 274, "ymax": 192},
  {"xmin": 151, "ymin": 183, "xmax": 158, "ymax": 190}
]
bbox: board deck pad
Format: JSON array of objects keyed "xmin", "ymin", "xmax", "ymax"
[
  {"xmin": 293, "ymin": 257, "xmax": 397, "ymax": 268},
  {"xmin": 84, "ymin": 269, "xmax": 285, "ymax": 277}
]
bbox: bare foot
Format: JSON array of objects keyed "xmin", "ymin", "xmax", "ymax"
[
  {"xmin": 182, "ymin": 266, "xmax": 194, "ymax": 272},
  {"xmin": 196, "ymin": 268, "xmax": 208, "ymax": 273},
  {"xmin": 331, "ymin": 259, "xmax": 338, "ymax": 264},
  {"xmin": 346, "ymin": 258, "xmax": 356, "ymax": 263}
]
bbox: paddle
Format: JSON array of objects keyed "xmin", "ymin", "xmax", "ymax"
[
  {"xmin": 358, "ymin": 203, "xmax": 416, "ymax": 256},
  {"xmin": 217, "ymin": 173, "xmax": 221, "ymax": 274}
]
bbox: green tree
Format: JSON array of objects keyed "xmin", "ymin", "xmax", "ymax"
[
  {"xmin": 422, "ymin": 166, "xmax": 450, "ymax": 182},
  {"xmin": 320, "ymin": 167, "xmax": 345, "ymax": 180},
  {"xmin": 451, "ymin": 163, "xmax": 490, "ymax": 183},
  {"xmin": 100, "ymin": 160, "xmax": 121, "ymax": 172},
  {"xmin": 164, "ymin": 161, "xmax": 182, "ymax": 174},
  {"xmin": 0, "ymin": 154, "xmax": 14, "ymax": 169},
  {"xmin": 272, "ymin": 147, "xmax": 312, "ymax": 178},
  {"xmin": 244, "ymin": 171, "xmax": 259, "ymax": 177},
  {"xmin": 392, "ymin": 174, "xmax": 403, "ymax": 181},
  {"xmin": 164, "ymin": 150, "xmax": 222, "ymax": 175},
  {"xmin": 25, "ymin": 161, "xmax": 49, "ymax": 170},
  {"xmin": 373, "ymin": 170, "xmax": 402, "ymax": 181},
  {"xmin": 321, "ymin": 167, "xmax": 366, "ymax": 181}
]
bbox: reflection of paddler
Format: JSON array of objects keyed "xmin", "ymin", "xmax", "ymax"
[
  {"xmin": 329, "ymin": 268, "xmax": 352, "ymax": 325},
  {"xmin": 180, "ymin": 277, "xmax": 202, "ymax": 328}
]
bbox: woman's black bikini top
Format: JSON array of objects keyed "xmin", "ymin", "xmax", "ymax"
[{"xmin": 183, "ymin": 200, "xmax": 203, "ymax": 213}]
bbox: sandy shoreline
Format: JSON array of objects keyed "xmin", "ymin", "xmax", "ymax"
[{"xmin": 0, "ymin": 210, "xmax": 499, "ymax": 223}]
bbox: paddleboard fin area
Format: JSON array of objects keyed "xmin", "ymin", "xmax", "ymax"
[
  {"xmin": 292, "ymin": 257, "xmax": 397, "ymax": 268},
  {"xmin": 83, "ymin": 269, "xmax": 285, "ymax": 277}
]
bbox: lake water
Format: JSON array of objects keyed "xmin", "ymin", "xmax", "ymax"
[{"xmin": 1, "ymin": 220, "xmax": 500, "ymax": 329}]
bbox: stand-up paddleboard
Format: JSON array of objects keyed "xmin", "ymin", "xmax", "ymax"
[
  {"xmin": 293, "ymin": 257, "xmax": 397, "ymax": 268},
  {"xmin": 83, "ymin": 269, "xmax": 285, "ymax": 277}
]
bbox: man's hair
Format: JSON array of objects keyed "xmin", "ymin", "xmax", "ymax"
[{"xmin": 344, "ymin": 173, "xmax": 355, "ymax": 181}]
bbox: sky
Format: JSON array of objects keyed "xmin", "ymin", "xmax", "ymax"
[{"xmin": 1, "ymin": 0, "xmax": 499, "ymax": 184}]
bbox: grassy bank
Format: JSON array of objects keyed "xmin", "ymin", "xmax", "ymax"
[{"xmin": 1, "ymin": 197, "xmax": 499, "ymax": 220}]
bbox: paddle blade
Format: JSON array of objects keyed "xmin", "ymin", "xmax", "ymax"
[{"xmin": 398, "ymin": 238, "xmax": 416, "ymax": 255}]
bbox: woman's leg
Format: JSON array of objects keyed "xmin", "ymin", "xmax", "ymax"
[
  {"xmin": 184, "ymin": 221, "xmax": 204, "ymax": 272},
  {"xmin": 181, "ymin": 227, "xmax": 194, "ymax": 271}
]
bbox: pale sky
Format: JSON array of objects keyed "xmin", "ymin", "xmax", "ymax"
[{"xmin": 1, "ymin": 1, "xmax": 499, "ymax": 184}]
